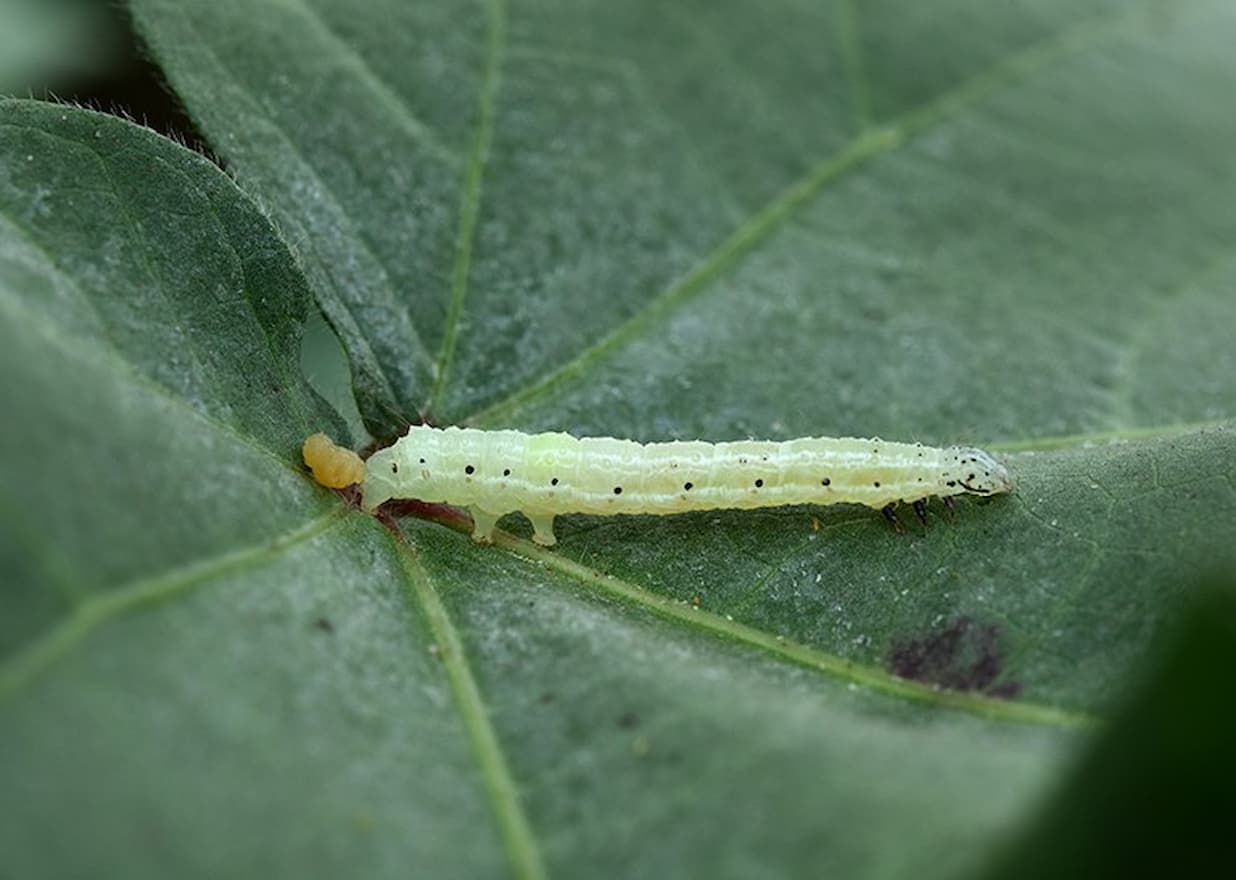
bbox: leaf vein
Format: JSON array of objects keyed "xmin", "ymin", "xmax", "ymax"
[
  {"xmin": 427, "ymin": 0, "xmax": 508, "ymax": 415},
  {"xmin": 834, "ymin": 0, "xmax": 873, "ymax": 133},
  {"xmin": 0, "ymin": 509, "xmax": 349, "ymax": 701},
  {"xmin": 279, "ymin": 0, "xmax": 461, "ymax": 167},
  {"xmin": 490, "ymin": 531, "xmax": 1097, "ymax": 728},
  {"xmin": 390, "ymin": 537, "xmax": 547, "ymax": 880},
  {"xmin": 468, "ymin": 2, "xmax": 1158, "ymax": 427}
]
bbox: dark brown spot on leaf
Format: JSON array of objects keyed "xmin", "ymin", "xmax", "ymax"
[{"xmin": 887, "ymin": 616, "xmax": 1021, "ymax": 698}]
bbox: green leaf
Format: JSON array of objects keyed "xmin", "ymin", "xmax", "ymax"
[
  {"xmin": 0, "ymin": 101, "xmax": 506, "ymax": 875},
  {"xmin": 4, "ymin": 0, "xmax": 1236, "ymax": 875}
]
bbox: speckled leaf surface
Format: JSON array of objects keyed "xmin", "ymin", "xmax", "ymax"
[
  {"xmin": 0, "ymin": 102, "xmax": 504, "ymax": 877},
  {"xmin": 3, "ymin": 0, "xmax": 1236, "ymax": 876}
]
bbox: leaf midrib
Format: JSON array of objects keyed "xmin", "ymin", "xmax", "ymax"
[{"xmin": 392, "ymin": 535, "xmax": 548, "ymax": 880}]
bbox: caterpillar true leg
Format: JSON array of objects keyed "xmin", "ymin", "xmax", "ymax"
[
  {"xmin": 912, "ymin": 499, "xmax": 930, "ymax": 527},
  {"xmin": 882, "ymin": 503, "xmax": 904, "ymax": 533}
]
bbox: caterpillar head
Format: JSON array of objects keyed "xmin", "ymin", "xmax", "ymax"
[{"xmin": 947, "ymin": 447, "xmax": 1014, "ymax": 496}]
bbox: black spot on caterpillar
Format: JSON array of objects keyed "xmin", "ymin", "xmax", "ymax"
[{"xmin": 303, "ymin": 428, "xmax": 1014, "ymax": 546}]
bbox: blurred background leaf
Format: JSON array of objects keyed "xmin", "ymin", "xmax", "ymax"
[
  {"xmin": 984, "ymin": 573, "xmax": 1236, "ymax": 879},
  {"xmin": 0, "ymin": 0, "xmax": 118, "ymax": 94}
]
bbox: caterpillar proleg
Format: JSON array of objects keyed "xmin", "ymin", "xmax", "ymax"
[{"xmin": 303, "ymin": 427, "xmax": 1013, "ymax": 546}]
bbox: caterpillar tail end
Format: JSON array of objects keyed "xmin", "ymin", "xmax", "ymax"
[{"xmin": 302, "ymin": 433, "xmax": 367, "ymax": 490}]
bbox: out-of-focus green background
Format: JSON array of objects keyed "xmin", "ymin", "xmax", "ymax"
[{"xmin": 1, "ymin": 0, "xmax": 201, "ymax": 150}]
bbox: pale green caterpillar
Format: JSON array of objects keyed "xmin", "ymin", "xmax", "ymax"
[{"xmin": 304, "ymin": 427, "xmax": 1013, "ymax": 546}]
